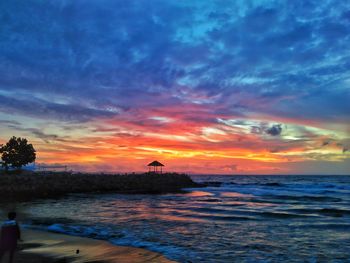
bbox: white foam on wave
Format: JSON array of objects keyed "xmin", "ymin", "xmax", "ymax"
[{"xmin": 203, "ymin": 182, "xmax": 350, "ymax": 199}]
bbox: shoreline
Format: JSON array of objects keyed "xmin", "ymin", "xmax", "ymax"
[{"xmin": 15, "ymin": 228, "xmax": 177, "ymax": 263}]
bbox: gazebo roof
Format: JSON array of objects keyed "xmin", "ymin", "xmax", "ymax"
[{"xmin": 147, "ymin": 160, "xmax": 164, "ymax": 167}]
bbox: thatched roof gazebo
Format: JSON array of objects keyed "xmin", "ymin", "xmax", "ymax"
[{"xmin": 147, "ymin": 160, "xmax": 164, "ymax": 174}]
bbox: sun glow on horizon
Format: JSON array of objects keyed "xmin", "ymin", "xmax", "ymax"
[{"xmin": 0, "ymin": 1, "xmax": 349, "ymax": 174}]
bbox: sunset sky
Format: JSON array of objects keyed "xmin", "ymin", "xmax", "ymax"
[{"xmin": 0, "ymin": 0, "xmax": 349, "ymax": 174}]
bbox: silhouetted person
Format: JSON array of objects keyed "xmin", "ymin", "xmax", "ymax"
[{"xmin": 0, "ymin": 212, "xmax": 21, "ymax": 263}]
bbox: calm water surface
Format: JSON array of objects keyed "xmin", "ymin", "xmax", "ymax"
[{"xmin": 2, "ymin": 175, "xmax": 350, "ymax": 262}]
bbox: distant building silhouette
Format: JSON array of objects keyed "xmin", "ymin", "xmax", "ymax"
[{"xmin": 36, "ymin": 164, "xmax": 68, "ymax": 172}]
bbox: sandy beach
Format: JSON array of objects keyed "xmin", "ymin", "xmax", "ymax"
[{"xmin": 9, "ymin": 229, "xmax": 176, "ymax": 263}]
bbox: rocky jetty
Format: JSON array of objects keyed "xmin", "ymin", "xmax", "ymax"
[{"xmin": 0, "ymin": 172, "xmax": 201, "ymax": 201}]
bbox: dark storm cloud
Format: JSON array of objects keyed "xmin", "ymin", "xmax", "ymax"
[
  {"xmin": 250, "ymin": 123, "xmax": 282, "ymax": 136},
  {"xmin": 266, "ymin": 124, "xmax": 283, "ymax": 136},
  {"xmin": 0, "ymin": 0, "xmax": 349, "ymax": 124}
]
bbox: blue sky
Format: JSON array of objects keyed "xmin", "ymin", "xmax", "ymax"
[{"xmin": 0, "ymin": 0, "xmax": 349, "ymax": 174}]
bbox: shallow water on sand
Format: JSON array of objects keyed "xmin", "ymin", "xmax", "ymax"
[{"xmin": 3, "ymin": 175, "xmax": 350, "ymax": 262}]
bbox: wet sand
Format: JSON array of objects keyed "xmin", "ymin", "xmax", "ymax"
[{"xmin": 10, "ymin": 229, "xmax": 177, "ymax": 263}]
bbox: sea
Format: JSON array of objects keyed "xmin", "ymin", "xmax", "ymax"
[{"xmin": 2, "ymin": 175, "xmax": 350, "ymax": 262}]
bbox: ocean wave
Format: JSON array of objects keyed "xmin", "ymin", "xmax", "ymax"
[
  {"xmin": 266, "ymin": 195, "xmax": 342, "ymax": 202},
  {"xmin": 110, "ymin": 231, "xmax": 199, "ymax": 261},
  {"xmin": 258, "ymin": 211, "xmax": 309, "ymax": 219},
  {"xmin": 289, "ymin": 208, "xmax": 350, "ymax": 217},
  {"xmin": 203, "ymin": 184, "xmax": 346, "ymax": 202},
  {"xmin": 197, "ymin": 198, "xmax": 222, "ymax": 203},
  {"xmin": 17, "ymin": 175, "xmax": 350, "ymax": 263},
  {"xmin": 196, "ymin": 214, "xmax": 254, "ymax": 221},
  {"xmin": 294, "ymin": 223, "xmax": 350, "ymax": 231},
  {"xmin": 24, "ymin": 223, "xmax": 198, "ymax": 262},
  {"xmin": 46, "ymin": 223, "xmax": 123, "ymax": 240},
  {"xmin": 196, "ymin": 178, "xmax": 350, "ymax": 196},
  {"xmin": 263, "ymin": 182, "xmax": 284, "ymax": 187},
  {"xmin": 201, "ymin": 181, "xmax": 223, "ymax": 187}
]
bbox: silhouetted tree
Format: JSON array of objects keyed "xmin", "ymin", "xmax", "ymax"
[{"xmin": 0, "ymin": 137, "xmax": 36, "ymax": 171}]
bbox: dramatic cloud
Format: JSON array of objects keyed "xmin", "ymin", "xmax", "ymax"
[
  {"xmin": 266, "ymin": 124, "xmax": 283, "ymax": 136},
  {"xmin": 0, "ymin": 0, "xmax": 349, "ymax": 174}
]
